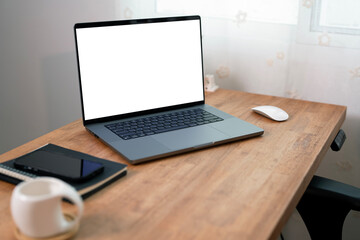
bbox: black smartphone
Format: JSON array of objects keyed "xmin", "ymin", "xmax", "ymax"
[{"xmin": 14, "ymin": 150, "xmax": 104, "ymax": 182}]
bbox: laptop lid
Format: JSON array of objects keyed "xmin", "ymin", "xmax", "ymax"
[{"xmin": 74, "ymin": 15, "xmax": 205, "ymax": 125}]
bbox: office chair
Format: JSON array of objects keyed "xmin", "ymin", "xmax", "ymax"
[{"xmin": 296, "ymin": 130, "xmax": 360, "ymax": 240}]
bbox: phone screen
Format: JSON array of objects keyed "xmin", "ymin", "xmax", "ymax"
[{"xmin": 14, "ymin": 151, "xmax": 104, "ymax": 182}]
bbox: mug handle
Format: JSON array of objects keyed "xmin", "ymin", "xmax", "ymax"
[{"xmin": 59, "ymin": 184, "xmax": 84, "ymax": 232}]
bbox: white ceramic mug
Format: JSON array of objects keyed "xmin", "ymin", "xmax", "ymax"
[{"xmin": 11, "ymin": 177, "xmax": 83, "ymax": 238}]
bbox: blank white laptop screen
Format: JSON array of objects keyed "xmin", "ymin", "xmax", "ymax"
[{"xmin": 75, "ymin": 19, "xmax": 204, "ymax": 121}]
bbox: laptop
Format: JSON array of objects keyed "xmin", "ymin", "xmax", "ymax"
[{"xmin": 74, "ymin": 15, "xmax": 263, "ymax": 164}]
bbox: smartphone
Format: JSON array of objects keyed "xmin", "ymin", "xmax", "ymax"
[{"xmin": 14, "ymin": 150, "xmax": 104, "ymax": 182}]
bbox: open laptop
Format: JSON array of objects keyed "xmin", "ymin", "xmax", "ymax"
[{"xmin": 74, "ymin": 15, "xmax": 263, "ymax": 164}]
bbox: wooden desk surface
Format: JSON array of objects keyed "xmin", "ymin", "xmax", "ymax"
[{"xmin": 0, "ymin": 89, "xmax": 346, "ymax": 240}]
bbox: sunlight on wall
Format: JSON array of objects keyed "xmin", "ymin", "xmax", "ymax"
[{"xmin": 157, "ymin": 0, "xmax": 299, "ymax": 24}]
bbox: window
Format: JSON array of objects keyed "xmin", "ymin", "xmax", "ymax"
[
  {"xmin": 297, "ymin": 0, "xmax": 360, "ymax": 49},
  {"xmin": 311, "ymin": 0, "xmax": 360, "ymax": 35}
]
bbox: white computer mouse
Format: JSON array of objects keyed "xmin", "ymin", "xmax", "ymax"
[{"xmin": 252, "ymin": 105, "xmax": 289, "ymax": 121}]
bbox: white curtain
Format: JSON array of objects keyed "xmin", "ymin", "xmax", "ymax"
[{"xmin": 117, "ymin": 1, "xmax": 360, "ymax": 237}]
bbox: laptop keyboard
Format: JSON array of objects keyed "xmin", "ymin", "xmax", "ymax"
[{"xmin": 105, "ymin": 108, "xmax": 223, "ymax": 140}]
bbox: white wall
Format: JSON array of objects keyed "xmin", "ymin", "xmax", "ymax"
[{"xmin": 0, "ymin": 0, "xmax": 118, "ymax": 154}]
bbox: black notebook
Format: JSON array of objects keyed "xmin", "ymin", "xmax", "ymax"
[{"xmin": 0, "ymin": 144, "xmax": 127, "ymax": 199}]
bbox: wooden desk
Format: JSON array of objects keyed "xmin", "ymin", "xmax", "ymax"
[{"xmin": 0, "ymin": 89, "xmax": 346, "ymax": 240}]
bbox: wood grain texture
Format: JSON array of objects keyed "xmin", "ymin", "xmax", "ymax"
[{"xmin": 0, "ymin": 89, "xmax": 346, "ymax": 240}]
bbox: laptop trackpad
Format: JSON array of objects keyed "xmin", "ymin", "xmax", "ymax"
[{"xmin": 153, "ymin": 125, "xmax": 228, "ymax": 150}]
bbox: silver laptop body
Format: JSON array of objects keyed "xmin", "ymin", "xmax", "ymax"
[{"xmin": 74, "ymin": 15, "xmax": 263, "ymax": 164}]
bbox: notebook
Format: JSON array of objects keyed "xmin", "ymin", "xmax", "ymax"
[
  {"xmin": 73, "ymin": 15, "xmax": 264, "ymax": 164},
  {"xmin": 0, "ymin": 144, "xmax": 127, "ymax": 199}
]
